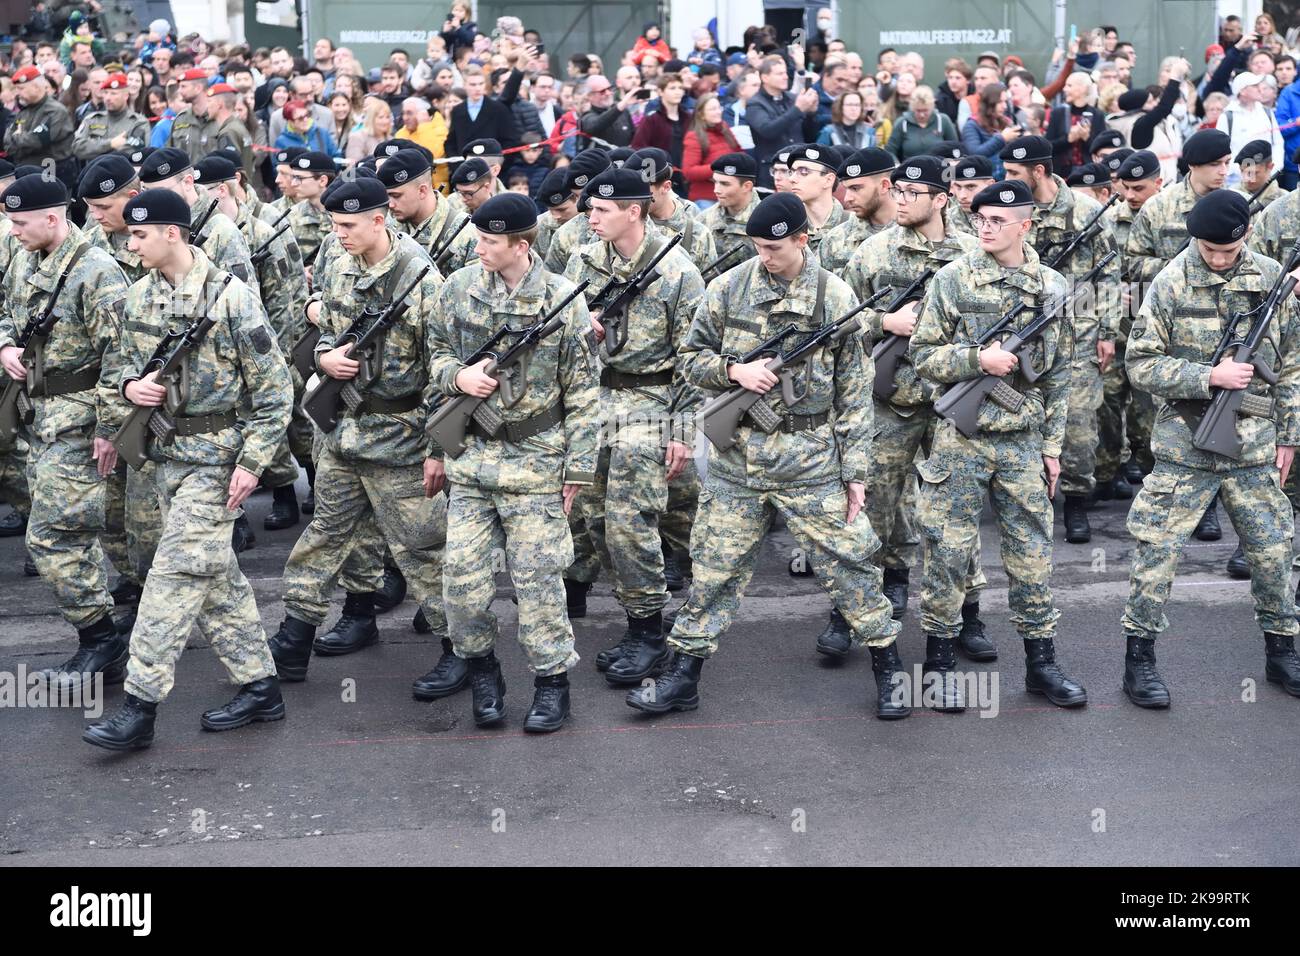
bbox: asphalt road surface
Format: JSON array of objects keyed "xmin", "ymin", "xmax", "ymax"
[{"xmin": 2, "ymin": 478, "xmax": 1298, "ymax": 866}]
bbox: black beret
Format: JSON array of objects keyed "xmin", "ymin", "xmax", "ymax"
[
  {"xmin": 837, "ymin": 147, "xmax": 894, "ymax": 180},
  {"xmin": 322, "ymin": 177, "xmax": 390, "ymax": 214},
  {"xmin": 539, "ymin": 168, "xmax": 572, "ymax": 208},
  {"xmin": 566, "ymin": 149, "xmax": 611, "ymax": 189},
  {"xmin": 78, "ymin": 155, "xmax": 137, "ymax": 199},
  {"xmin": 377, "ymin": 148, "xmax": 432, "ymax": 187},
  {"xmin": 0, "ymin": 160, "xmax": 14, "ymax": 180},
  {"xmin": 1186, "ymin": 189, "xmax": 1250, "ymax": 244},
  {"xmin": 586, "ymin": 166, "xmax": 652, "ymax": 202},
  {"xmin": 1066, "ymin": 162, "xmax": 1111, "ymax": 188},
  {"xmin": 471, "ymin": 192, "xmax": 538, "ymax": 235},
  {"xmin": 464, "ymin": 138, "xmax": 504, "ymax": 159},
  {"xmin": 786, "ymin": 143, "xmax": 838, "ymax": 172},
  {"xmin": 953, "ymin": 155, "xmax": 995, "ymax": 181},
  {"xmin": 999, "ymin": 135, "xmax": 1052, "ymax": 165},
  {"xmin": 1183, "ymin": 129, "xmax": 1231, "ymax": 166},
  {"xmin": 891, "ymin": 155, "xmax": 948, "ymax": 190},
  {"xmin": 576, "ymin": 179, "xmax": 596, "ymax": 213},
  {"xmin": 12, "ymin": 165, "xmax": 43, "ymax": 180},
  {"xmin": 121, "ymin": 146, "xmax": 154, "ymax": 167},
  {"xmin": 1102, "ymin": 146, "xmax": 1134, "ymax": 174},
  {"xmin": 290, "ymin": 151, "xmax": 336, "ymax": 176},
  {"xmin": 122, "ymin": 189, "xmax": 191, "ymax": 228},
  {"xmin": 1117, "ymin": 88, "xmax": 1148, "ymax": 112},
  {"xmin": 712, "ymin": 152, "xmax": 757, "ymax": 180},
  {"xmin": 628, "ymin": 147, "xmax": 672, "ymax": 182},
  {"xmin": 927, "ymin": 140, "xmax": 964, "ymax": 161},
  {"xmin": 355, "ymin": 156, "xmax": 379, "ymax": 174},
  {"xmin": 746, "ymin": 192, "xmax": 807, "ymax": 240},
  {"xmin": 372, "ymin": 138, "xmax": 410, "ymax": 159},
  {"xmin": 193, "ymin": 154, "xmax": 238, "ymax": 185},
  {"xmin": 351, "ymin": 165, "xmax": 379, "ymax": 180},
  {"xmin": 1116, "ymin": 150, "xmax": 1159, "ymax": 181},
  {"xmin": 140, "ymin": 147, "xmax": 191, "ymax": 184},
  {"xmin": 970, "ymin": 179, "xmax": 1034, "ymax": 212},
  {"xmin": 1088, "ymin": 129, "xmax": 1125, "ymax": 154},
  {"xmin": 2, "ymin": 173, "xmax": 69, "ymax": 213},
  {"xmin": 607, "ymin": 146, "xmax": 635, "ymax": 168},
  {"xmin": 817, "ymin": 145, "xmax": 845, "ymax": 170},
  {"xmin": 772, "ymin": 149, "xmax": 794, "ymax": 169},
  {"xmin": 275, "ymin": 146, "xmax": 306, "ymax": 166},
  {"xmin": 451, "ymin": 158, "xmax": 491, "ymax": 187},
  {"xmin": 1235, "ymin": 138, "xmax": 1273, "ymax": 167}
]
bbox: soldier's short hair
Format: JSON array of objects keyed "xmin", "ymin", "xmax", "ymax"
[
  {"xmin": 507, "ymin": 225, "xmax": 539, "ymax": 248},
  {"xmin": 611, "ymin": 198, "xmax": 650, "ymax": 220}
]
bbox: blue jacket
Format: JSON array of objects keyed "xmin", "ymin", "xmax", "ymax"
[
  {"xmin": 961, "ymin": 119, "xmax": 1006, "ymax": 178},
  {"xmin": 1278, "ymin": 82, "xmax": 1300, "ymax": 174},
  {"xmin": 275, "ymin": 124, "xmax": 341, "ymax": 158}
]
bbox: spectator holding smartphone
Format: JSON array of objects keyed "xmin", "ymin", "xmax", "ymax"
[
  {"xmin": 962, "ymin": 82, "xmax": 1018, "ymax": 177},
  {"xmin": 1046, "ymin": 71, "xmax": 1106, "ymax": 178}
]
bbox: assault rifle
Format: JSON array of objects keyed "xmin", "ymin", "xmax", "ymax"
[
  {"xmin": 586, "ymin": 233, "xmax": 682, "ymax": 356},
  {"xmin": 870, "ymin": 269, "xmax": 934, "ymax": 400}
]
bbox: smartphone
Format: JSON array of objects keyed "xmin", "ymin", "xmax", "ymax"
[
  {"xmin": 1069, "ymin": 24, "xmax": 1077, "ymax": 43},
  {"xmin": 633, "ymin": 88, "xmax": 652, "ymax": 100}
]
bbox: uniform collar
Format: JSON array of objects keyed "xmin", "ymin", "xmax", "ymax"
[
  {"xmin": 584, "ymin": 222, "xmax": 661, "ymax": 279},
  {"xmin": 150, "ymin": 247, "xmax": 214, "ymax": 305},
  {"xmin": 749, "ymin": 250, "xmax": 823, "ymax": 310},
  {"xmin": 28, "ymin": 225, "xmax": 87, "ymax": 292},
  {"xmin": 1187, "ymin": 242, "xmax": 1269, "ymax": 291},
  {"xmin": 342, "ymin": 227, "xmax": 405, "ymax": 288},
  {"xmin": 969, "ymin": 244, "xmax": 1045, "ymax": 295},
  {"xmin": 469, "ymin": 252, "xmax": 549, "ymax": 309}
]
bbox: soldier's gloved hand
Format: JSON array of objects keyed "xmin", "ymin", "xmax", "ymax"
[
  {"xmin": 423, "ymin": 457, "xmax": 446, "ymax": 497},
  {"xmin": 92, "ymin": 437, "xmax": 118, "ymax": 478},
  {"xmin": 227, "ymin": 466, "xmax": 260, "ymax": 511},
  {"xmin": 1277, "ymin": 445, "xmax": 1295, "ymax": 486},
  {"xmin": 562, "ymin": 482, "xmax": 582, "ymax": 515},
  {"xmin": 978, "ymin": 340, "xmax": 1019, "ymax": 377},
  {"xmin": 455, "ymin": 358, "xmax": 499, "ymax": 397},
  {"xmin": 320, "ymin": 346, "xmax": 361, "ymax": 380},
  {"xmin": 728, "ymin": 359, "xmax": 779, "ymax": 394},
  {"xmin": 845, "ymin": 481, "xmax": 865, "ymax": 525},
  {"xmin": 125, "ymin": 371, "xmax": 166, "ymax": 406},
  {"xmin": 1209, "ymin": 355, "xmax": 1255, "ymax": 390},
  {"xmin": 0, "ymin": 345, "xmax": 26, "ymax": 381},
  {"xmin": 882, "ymin": 301, "xmax": 919, "ymax": 337},
  {"xmin": 1097, "ymin": 338, "xmax": 1115, "ymax": 373},
  {"xmin": 665, "ymin": 440, "xmax": 691, "ymax": 481}
]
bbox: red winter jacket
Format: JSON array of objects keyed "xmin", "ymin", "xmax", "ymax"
[{"xmin": 680, "ymin": 124, "xmax": 742, "ymax": 202}]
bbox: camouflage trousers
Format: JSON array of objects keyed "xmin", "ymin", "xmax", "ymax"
[
  {"xmin": 879, "ymin": 477, "xmax": 919, "ymax": 571},
  {"xmin": 668, "ymin": 476, "xmax": 901, "ymax": 658},
  {"xmin": 262, "ymin": 368, "xmax": 315, "ymax": 489},
  {"xmin": 1059, "ymin": 360, "xmax": 1104, "ymax": 498},
  {"xmin": 869, "ymin": 401, "xmax": 986, "ymax": 596},
  {"xmin": 1, "ymin": 438, "xmax": 31, "ymax": 516},
  {"xmin": 917, "ymin": 424, "xmax": 1060, "ymax": 642},
  {"xmin": 308, "ymin": 428, "xmax": 387, "ymax": 595},
  {"xmin": 124, "ymin": 461, "xmax": 276, "ymax": 703},
  {"xmin": 1096, "ymin": 343, "xmax": 1155, "ymax": 482},
  {"xmin": 25, "ymin": 428, "xmax": 113, "ymax": 628},
  {"xmin": 102, "ymin": 460, "xmax": 162, "ymax": 586},
  {"xmin": 282, "ymin": 444, "xmax": 447, "ymax": 632},
  {"xmin": 1122, "ymin": 461, "xmax": 1298, "ymax": 639},
  {"xmin": 445, "ymin": 482, "xmax": 579, "ymax": 675},
  {"xmin": 566, "ymin": 505, "xmax": 603, "ymax": 584}
]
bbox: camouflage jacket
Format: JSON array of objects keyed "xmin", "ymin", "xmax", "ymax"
[
  {"xmin": 237, "ymin": 204, "xmax": 308, "ymax": 352},
  {"xmin": 945, "ymin": 202, "xmax": 977, "ymax": 237},
  {"xmin": 82, "ymin": 220, "xmax": 146, "ymax": 283},
  {"xmin": 1026, "ymin": 175, "xmax": 1121, "ymax": 347},
  {"xmin": 314, "ymin": 227, "xmax": 442, "ymax": 465},
  {"xmin": 534, "ymin": 211, "xmax": 566, "ymax": 261},
  {"xmin": 1249, "ymin": 188, "xmax": 1300, "ymax": 267},
  {"xmin": 700, "ymin": 192, "xmax": 759, "ymax": 264},
  {"xmin": 0, "ymin": 217, "xmax": 22, "ymax": 280},
  {"xmin": 190, "ymin": 187, "xmax": 254, "ymax": 283},
  {"xmin": 289, "ymin": 199, "xmax": 333, "ymax": 268},
  {"xmin": 566, "ymin": 226, "xmax": 706, "ymax": 442},
  {"xmin": 0, "ymin": 226, "xmax": 129, "ymax": 441},
  {"xmin": 263, "ymin": 195, "xmax": 292, "ymax": 224},
  {"xmin": 844, "ymin": 223, "xmax": 979, "ymax": 409},
  {"xmin": 682, "ymin": 252, "xmax": 872, "ymax": 489},
  {"xmin": 1126, "ymin": 179, "xmax": 1203, "ymax": 287},
  {"xmin": 910, "ymin": 244, "xmax": 1073, "ymax": 457},
  {"xmin": 1104, "ymin": 200, "xmax": 1139, "ymax": 340},
  {"xmin": 426, "ymin": 253, "xmax": 600, "ymax": 492},
  {"xmin": 650, "ymin": 192, "xmax": 716, "ymax": 266},
  {"xmin": 543, "ymin": 213, "xmax": 594, "ymax": 274},
  {"xmin": 805, "ymin": 199, "xmax": 848, "ymax": 258},
  {"xmin": 166, "ymin": 106, "xmax": 217, "ymax": 164},
  {"xmin": 118, "ymin": 248, "xmax": 292, "ymax": 476},
  {"xmin": 402, "ymin": 198, "xmax": 478, "ymax": 276},
  {"xmin": 818, "ymin": 214, "xmax": 889, "ymax": 275},
  {"xmin": 1127, "ymin": 243, "xmax": 1300, "ymax": 470},
  {"xmin": 1233, "ymin": 179, "xmax": 1284, "ymax": 211},
  {"xmin": 72, "ymin": 108, "xmax": 150, "ymax": 162}
]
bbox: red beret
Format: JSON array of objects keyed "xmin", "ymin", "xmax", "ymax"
[
  {"xmin": 101, "ymin": 72, "xmax": 129, "ymax": 90},
  {"xmin": 179, "ymin": 68, "xmax": 208, "ymax": 82},
  {"xmin": 207, "ymin": 82, "xmax": 236, "ymax": 95},
  {"xmin": 12, "ymin": 66, "xmax": 42, "ymax": 85}
]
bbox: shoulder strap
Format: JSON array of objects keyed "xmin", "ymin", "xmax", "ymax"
[
  {"xmin": 38, "ymin": 241, "xmax": 91, "ymax": 324},
  {"xmin": 380, "ymin": 243, "xmax": 420, "ymax": 303},
  {"xmin": 681, "ymin": 216, "xmax": 695, "ymax": 252},
  {"xmin": 814, "ymin": 268, "xmax": 828, "ymax": 326}
]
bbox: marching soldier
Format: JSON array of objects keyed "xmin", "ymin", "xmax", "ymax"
[
  {"xmin": 82, "ymin": 189, "xmax": 293, "ymax": 750},
  {"xmin": 818, "ymin": 146, "xmax": 897, "ymax": 275},
  {"xmin": 285, "ymin": 150, "xmax": 339, "ymax": 271},
  {"xmin": 445, "ymin": 139, "xmax": 508, "ymax": 216},
  {"xmin": 266, "ymin": 177, "xmax": 449, "ymax": 684},
  {"xmin": 1232, "ymin": 140, "xmax": 1283, "ymax": 210},
  {"xmin": 842, "ymin": 155, "xmax": 989, "ymax": 661},
  {"xmin": 0, "ymin": 162, "xmax": 34, "ymax": 574},
  {"xmin": 377, "ymin": 148, "xmax": 478, "ymax": 276},
  {"xmin": 425, "ymin": 192, "xmax": 600, "ymax": 731},
  {"xmin": 534, "ymin": 168, "xmax": 578, "ymax": 262},
  {"xmin": 72, "ymin": 73, "xmax": 149, "ymax": 166},
  {"xmin": 542, "ymin": 149, "xmax": 611, "ymax": 274},
  {"xmin": 265, "ymin": 147, "xmax": 307, "ymax": 221},
  {"xmin": 946, "ymin": 155, "xmax": 996, "ymax": 236},
  {"xmin": 628, "ymin": 193, "xmax": 910, "ymax": 720},
  {"xmin": 4, "ymin": 67, "xmax": 78, "ymax": 192},
  {"xmin": 166, "ymin": 68, "xmax": 217, "ymax": 165},
  {"xmin": 783, "ymin": 144, "xmax": 847, "ymax": 259},
  {"xmin": 1000, "ymin": 134, "xmax": 1120, "ymax": 545},
  {"xmin": 910, "ymin": 180, "xmax": 1089, "ymax": 711},
  {"xmin": 448, "ymin": 158, "xmax": 499, "ymax": 218},
  {"xmin": 563, "ymin": 166, "xmax": 706, "ymax": 684},
  {"xmin": 630, "ymin": 148, "xmax": 717, "ymax": 264},
  {"xmin": 1121, "ymin": 189, "xmax": 1300, "ymax": 707},
  {"xmin": 700, "ymin": 152, "xmax": 760, "ymax": 265},
  {"xmin": 0, "ymin": 174, "xmax": 131, "ymax": 689}
]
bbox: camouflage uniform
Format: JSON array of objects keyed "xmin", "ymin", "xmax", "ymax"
[
  {"xmin": 427, "ymin": 253, "xmax": 600, "ymax": 671},
  {"xmin": 72, "ymin": 107, "xmax": 150, "ymax": 163},
  {"xmin": 401, "ymin": 198, "xmax": 478, "ymax": 275},
  {"xmin": 189, "ymin": 187, "xmax": 254, "ymax": 283},
  {"xmin": 804, "ymin": 200, "xmax": 848, "ymax": 259},
  {"xmin": 280, "ymin": 229, "xmax": 449, "ymax": 634},
  {"xmin": 166, "ymin": 106, "xmax": 216, "ymax": 165},
  {"xmin": 909, "ymin": 245, "xmax": 1073, "ymax": 642},
  {"xmin": 0, "ymin": 227, "xmax": 129, "ymax": 628},
  {"xmin": 534, "ymin": 212, "xmax": 564, "ymax": 261},
  {"xmin": 817, "ymin": 213, "xmax": 888, "ymax": 274},
  {"xmin": 700, "ymin": 192, "xmax": 759, "ymax": 263},
  {"xmin": 946, "ymin": 201, "xmax": 978, "ymax": 237},
  {"xmin": 650, "ymin": 192, "xmax": 717, "ymax": 265},
  {"xmin": 1125, "ymin": 179, "xmax": 1202, "ymax": 287},
  {"xmin": 543, "ymin": 213, "xmax": 594, "ymax": 274},
  {"xmin": 1123, "ymin": 243, "xmax": 1300, "ymax": 641},
  {"xmin": 564, "ymin": 229, "xmax": 706, "ymax": 619},
  {"xmin": 1233, "ymin": 179, "xmax": 1284, "ymax": 210},
  {"xmin": 0, "ymin": 435, "xmax": 30, "ymax": 521},
  {"xmin": 117, "ymin": 248, "xmax": 293, "ymax": 701},
  {"xmin": 844, "ymin": 223, "xmax": 985, "ymax": 592},
  {"xmin": 289, "ymin": 199, "xmax": 333, "ymax": 268},
  {"xmin": 670, "ymin": 254, "xmax": 900, "ymax": 657}
]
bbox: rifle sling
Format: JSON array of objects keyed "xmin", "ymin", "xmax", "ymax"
[
  {"xmin": 23, "ymin": 241, "xmax": 91, "ymax": 397},
  {"xmin": 467, "ymin": 402, "xmax": 564, "ymax": 443},
  {"xmin": 600, "ymin": 367, "xmax": 673, "ymax": 389},
  {"xmin": 172, "ymin": 408, "xmax": 238, "ymax": 437}
]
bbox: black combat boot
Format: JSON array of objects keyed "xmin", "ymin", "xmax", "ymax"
[
  {"xmin": 923, "ymin": 634, "xmax": 965, "ymax": 712},
  {"xmin": 1226, "ymin": 544, "xmax": 1250, "ymax": 580},
  {"xmin": 523, "ymin": 672, "xmax": 571, "ymax": 733},
  {"xmin": 467, "ymin": 652, "xmax": 506, "ymax": 726},
  {"xmin": 1122, "ymin": 635, "xmax": 1170, "ymax": 708},
  {"xmin": 1193, "ymin": 496, "xmax": 1221, "ymax": 541},
  {"xmin": 605, "ymin": 612, "xmax": 670, "ymax": 685},
  {"xmin": 815, "ymin": 608, "xmax": 853, "ymax": 659},
  {"xmin": 83, "ymin": 693, "xmax": 157, "ymax": 751},
  {"xmin": 301, "ymin": 462, "xmax": 316, "ymax": 515},
  {"xmin": 564, "ymin": 578, "xmax": 590, "ymax": 619},
  {"xmin": 412, "ymin": 638, "xmax": 470, "ymax": 700},
  {"xmin": 1024, "ymin": 638, "xmax": 1088, "ymax": 707},
  {"xmin": 1264, "ymin": 633, "xmax": 1300, "ymax": 696},
  {"xmin": 374, "ymin": 562, "xmax": 407, "ymax": 613},
  {"xmin": 41, "ymin": 616, "xmax": 128, "ymax": 690},
  {"xmin": 0, "ymin": 509, "xmax": 26, "ymax": 536},
  {"xmin": 1123, "ymin": 457, "xmax": 1146, "ymax": 484},
  {"xmin": 109, "ymin": 577, "xmax": 143, "ymax": 607},
  {"xmin": 231, "ymin": 513, "xmax": 256, "ymax": 553},
  {"xmin": 1063, "ymin": 495, "xmax": 1091, "ymax": 543},
  {"xmin": 625, "ymin": 652, "xmax": 703, "ymax": 714},
  {"xmin": 313, "ymin": 592, "xmax": 379, "ymax": 655},
  {"xmin": 1094, "ymin": 475, "xmax": 1132, "ymax": 501},
  {"xmin": 882, "ymin": 566, "xmax": 909, "ymax": 619},
  {"xmin": 200, "ymin": 677, "xmax": 286, "ymax": 731},
  {"xmin": 868, "ymin": 643, "xmax": 911, "ymax": 720},
  {"xmin": 957, "ymin": 600, "xmax": 997, "ymax": 661},
  {"xmin": 264, "ymin": 484, "xmax": 300, "ymax": 531},
  {"xmin": 412, "ymin": 607, "xmax": 432, "ymax": 633},
  {"xmin": 268, "ymin": 616, "xmax": 316, "ymax": 682},
  {"xmin": 663, "ymin": 542, "xmax": 685, "ymax": 592}
]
